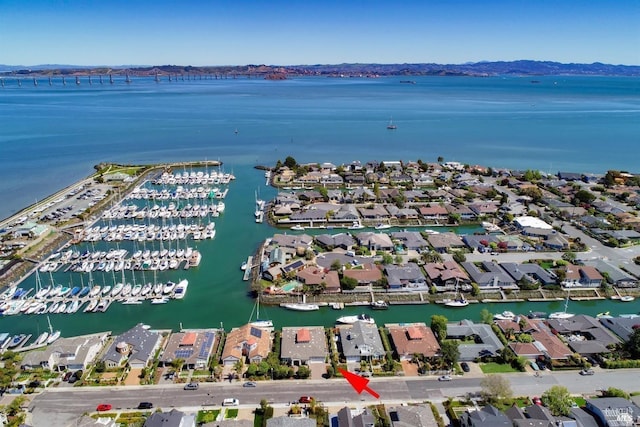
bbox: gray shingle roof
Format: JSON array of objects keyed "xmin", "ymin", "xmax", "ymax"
[
  {"xmin": 102, "ymin": 323, "xmax": 160, "ymax": 366},
  {"xmin": 338, "ymin": 321, "xmax": 385, "ymax": 359}
]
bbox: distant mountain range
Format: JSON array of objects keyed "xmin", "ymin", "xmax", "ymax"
[{"xmin": 1, "ymin": 60, "xmax": 638, "ymax": 77}]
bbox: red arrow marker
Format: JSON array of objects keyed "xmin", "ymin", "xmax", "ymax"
[{"xmin": 338, "ymin": 368, "xmax": 380, "ymax": 399}]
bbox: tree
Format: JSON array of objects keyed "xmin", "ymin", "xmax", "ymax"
[
  {"xmin": 430, "ymin": 315, "xmax": 448, "ymax": 341},
  {"xmin": 394, "ymin": 254, "xmax": 403, "ymax": 264},
  {"xmin": 440, "ymin": 340, "xmax": 460, "ymax": 367},
  {"xmin": 573, "ymin": 189, "xmax": 595, "ymax": 205},
  {"xmin": 340, "ymin": 276, "xmax": 358, "ymax": 291},
  {"xmin": 330, "ymin": 259, "xmax": 342, "ymax": 271},
  {"xmin": 437, "ymin": 156, "xmax": 444, "ymax": 163},
  {"xmin": 562, "ymin": 251, "xmax": 576, "ymax": 262},
  {"xmin": 284, "ymin": 156, "xmax": 297, "ymax": 169},
  {"xmin": 296, "ymin": 365, "xmax": 311, "ymax": 379},
  {"xmin": 542, "ymin": 385, "xmax": 573, "ymax": 416},
  {"xmin": 381, "ymin": 252, "xmax": 394, "ymax": 265},
  {"xmin": 480, "ymin": 308, "xmax": 493, "ymax": 324},
  {"xmin": 603, "ymin": 387, "xmax": 630, "ymax": 399},
  {"xmin": 452, "ymin": 251, "xmax": 466, "ymax": 263},
  {"xmin": 625, "ymin": 327, "xmax": 640, "ymax": 359},
  {"xmin": 480, "ymin": 374, "xmax": 513, "ymax": 404}
]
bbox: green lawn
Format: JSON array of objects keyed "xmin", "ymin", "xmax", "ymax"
[
  {"xmin": 197, "ymin": 410, "xmax": 221, "ymax": 423},
  {"xmin": 225, "ymin": 408, "xmax": 239, "ymax": 419},
  {"xmin": 479, "ymin": 362, "xmax": 519, "ymax": 373}
]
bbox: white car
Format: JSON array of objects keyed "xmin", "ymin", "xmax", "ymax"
[{"xmin": 438, "ymin": 375, "xmax": 453, "ymax": 381}]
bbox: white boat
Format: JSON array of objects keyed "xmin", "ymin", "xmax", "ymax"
[
  {"xmin": 240, "ymin": 261, "xmax": 248, "ymax": 271},
  {"xmin": 121, "ymin": 283, "xmax": 132, "ymax": 297},
  {"xmin": 348, "ymin": 220, "xmax": 365, "ymax": 230},
  {"xmin": 66, "ymin": 300, "xmax": 81, "ymax": 314},
  {"xmin": 549, "ymin": 295, "xmax": 574, "ymax": 319},
  {"xmin": 620, "ymin": 296, "xmax": 635, "ymax": 302},
  {"xmin": 163, "ymin": 281, "xmax": 176, "ymax": 294},
  {"xmin": 131, "ymin": 284, "xmax": 142, "ymax": 296},
  {"xmin": 153, "ymin": 283, "xmax": 163, "ymax": 295},
  {"xmin": 84, "ymin": 299, "xmax": 98, "ymax": 312},
  {"xmin": 444, "ymin": 297, "xmax": 469, "ymax": 307},
  {"xmin": 122, "ymin": 298, "xmax": 143, "ymax": 305},
  {"xmin": 172, "ymin": 279, "xmax": 188, "ymax": 299},
  {"xmin": 291, "ymin": 224, "xmax": 305, "ymax": 231},
  {"xmin": 89, "ymin": 285, "xmax": 101, "ymax": 297},
  {"xmin": 101, "ymin": 285, "xmax": 112, "ymax": 296},
  {"xmin": 249, "ymin": 296, "xmax": 273, "ymax": 328},
  {"xmin": 337, "ymin": 313, "xmax": 375, "ymax": 324},
  {"xmin": 374, "ymin": 223, "xmax": 391, "ymax": 230},
  {"xmin": 110, "ymin": 282, "xmax": 124, "ymax": 297},
  {"xmin": 150, "ymin": 297, "xmax": 169, "ymax": 304},
  {"xmin": 141, "ymin": 283, "xmax": 152, "ymax": 296},
  {"xmin": 46, "ymin": 316, "xmax": 60, "ymax": 344},
  {"xmin": 493, "ymin": 311, "xmax": 516, "ymax": 321},
  {"xmin": 35, "ymin": 331, "xmax": 49, "ymax": 345},
  {"xmin": 281, "ymin": 302, "xmax": 320, "ymax": 311},
  {"xmin": 371, "ymin": 300, "xmax": 389, "ymax": 310}
]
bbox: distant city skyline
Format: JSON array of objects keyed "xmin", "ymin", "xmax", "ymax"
[{"xmin": 2, "ymin": 0, "xmax": 639, "ymax": 66}]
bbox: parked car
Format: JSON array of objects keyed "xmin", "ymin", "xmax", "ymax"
[
  {"xmin": 438, "ymin": 375, "xmax": 452, "ymax": 382},
  {"xmin": 96, "ymin": 404, "xmax": 112, "ymax": 412},
  {"xmin": 579, "ymin": 369, "xmax": 595, "ymax": 376},
  {"xmin": 183, "ymin": 382, "xmax": 199, "ymax": 390},
  {"xmin": 137, "ymin": 402, "xmax": 153, "ymax": 409},
  {"xmin": 460, "ymin": 362, "xmax": 470, "ymax": 373},
  {"xmin": 63, "ymin": 372, "xmax": 73, "ymax": 382},
  {"xmin": 299, "ymin": 396, "xmax": 313, "ymax": 403},
  {"xmin": 222, "ymin": 398, "xmax": 239, "ymax": 406},
  {"xmin": 532, "ymin": 396, "xmax": 543, "ymax": 406},
  {"xmin": 243, "ymin": 381, "xmax": 257, "ymax": 387}
]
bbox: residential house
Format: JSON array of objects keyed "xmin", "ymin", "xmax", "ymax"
[
  {"xmin": 500, "ymin": 263, "xmax": 557, "ymax": 286},
  {"xmin": 547, "ymin": 315, "xmax": 620, "ymax": 357},
  {"xmin": 280, "ymin": 326, "xmax": 328, "ymax": 366},
  {"xmin": 461, "ymin": 261, "xmax": 516, "ymax": 289},
  {"xmin": 333, "ymin": 204, "xmax": 361, "ymax": 222},
  {"xmin": 270, "ymin": 234, "xmax": 314, "ymax": 250},
  {"xmin": 423, "ymin": 261, "xmax": 470, "ymax": 290},
  {"xmin": 469, "ymin": 202, "xmax": 500, "ymax": 217},
  {"xmin": 427, "ymin": 232, "xmax": 466, "ymax": 253},
  {"xmin": 583, "ymin": 259, "xmax": 637, "ymax": 288},
  {"xmin": 562, "ymin": 264, "xmax": 603, "ymax": 288},
  {"xmin": 75, "ymin": 416, "xmax": 117, "ymax": 427},
  {"xmin": 419, "ymin": 205, "xmax": 449, "ymax": 221},
  {"xmin": 159, "ymin": 330, "xmax": 217, "ymax": 370},
  {"xmin": 447, "ymin": 320, "xmax": 504, "ymax": 361},
  {"xmin": 221, "ymin": 324, "xmax": 272, "ymax": 366},
  {"xmin": 385, "ymin": 205, "xmax": 420, "ymax": 220},
  {"xmin": 387, "ymin": 323, "xmax": 440, "ymax": 361},
  {"xmin": 384, "ymin": 264, "xmax": 428, "ymax": 291},
  {"xmin": 388, "ymin": 405, "xmax": 439, "ymax": 427},
  {"xmin": 496, "ymin": 317, "xmax": 573, "ymax": 363},
  {"xmin": 462, "ymin": 234, "xmax": 500, "ymax": 252},
  {"xmin": 390, "ymin": 231, "xmax": 429, "ymax": 251},
  {"xmin": 446, "ymin": 204, "xmax": 476, "ymax": 221},
  {"xmin": 459, "ymin": 405, "xmax": 511, "ymax": 427},
  {"xmin": 101, "ymin": 324, "xmax": 162, "ymax": 369},
  {"xmin": 336, "ymin": 406, "xmax": 376, "ymax": 427},
  {"xmin": 314, "ymin": 233, "xmax": 356, "ymax": 250},
  {"xmin": 355, "ymin": 232, "xmax": 394, "ymax": 251},
  {"xmin": 143, "ymin": 409, "xmax": 195, "ymax": 427},
  {"xmin": 585, "ymin": 398, "xmax": 640, "ymax": 427},
  {"xmin": 358, "ymin": 205, "xmax": 390, "ymax": 220},
  {"xmin": 343, "ymin": 263, "xmax": 383, "ymax": 286},
  {"xmin": 599, "ymin": 316, "xmax": 640, "ymax": 342},
  {"xmin": 21, "ymin": 332, "xmax": 109, "ymax": 371},
  {"xmin": 296, "ymin": 265, "xmax": 341, "ymax": 293},
  {"xmin": 338, "ymin": 321, "xmax": 385, "ymax": 363}
]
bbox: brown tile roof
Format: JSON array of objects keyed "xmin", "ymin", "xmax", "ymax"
[
  {"xmin": 296, "ymin": 266, "xmax": 340, "ymax": 292},
  {"xmin": 222, "ymin": 324, "xmax": 272, "ymax": 363},
  {"xmin": 343, "ymin": 263, "xmax": 383, "ymax": 284},
  {"xmin": 388, "ymin": 323, "xmax": 441, "ymax": 358}
]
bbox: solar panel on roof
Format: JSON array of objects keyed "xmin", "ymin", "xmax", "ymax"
[
  {"xmin": 250, "ymin": 327, "xmax": 262, "ymax": 338},
  {"xmin": 175, "ymin": 349, "xmax": 194, "ymax": 359},
  {"xmin": 199, "ymin": 332, "xmax": 215, "ymax": 358}
]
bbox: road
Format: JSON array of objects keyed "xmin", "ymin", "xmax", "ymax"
[{"xmin": 27, "ymin": 369, "xmax": 638, "ymax": 425}]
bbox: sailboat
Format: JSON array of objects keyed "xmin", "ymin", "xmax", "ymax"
[
  {"xmin": 249, "ymin": 296, "xmax": 273, "ymax": 328},
  {"xmin": 444, "ymin": 280, "xmax": 469, "ymax": 307},
  {"xmin": 281, "ymin": 294, "xmax": 320, "ymax": 311},
  {"xmin": 549, "ymin": 294, "xmax": 574, "ymax": 319},
  {"xmin": 46, "ymin": 315, "xmax": 61, "ymax": 344},
  {"xmin": 386, "ymin": 117, "xmax": 397, "ymax": 130}
]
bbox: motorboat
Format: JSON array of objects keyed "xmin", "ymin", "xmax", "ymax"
[
  {"xmin": 620, "ymin": 296, "xmax": 635, "ymax": 302},
  {"xmin": 371, "ymin": 300, "xmax": 389, "ymax": 310},
  {"xmin": 444, "ymin": 297, "xmax": 469, "ymax": 307},
  {"xmin": 150, "ymin": 297, "xmax": 169, "ymax": 304},
  {"xmin": 291, "ymin": 224, "xmax": 305, "ymax": 231},
  {"xmin": 163, "ymin": 281, "xmax": 176, "ymax": 294},
  {"xmin": 493, "ymin": 311, "xmax": 516, "ymax": 321},
  {"xmin": 337, "ymin": 313, "xmax": 375, "ymax": 324},
  {"xmin": 374, "ymin": 223, "xmax": 391, "ymax": 230},
  {"xmin": 172, "ymin": 279, "xmax": 189, "ymax": 299},
  {"xmin": 348, "ymin": 220, "xmax": 365, "ymax": 230}
]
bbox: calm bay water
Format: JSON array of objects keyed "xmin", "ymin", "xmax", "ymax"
[{"xmin": 0, "ymin": 75, "xmax": 639, "ymax": 337}]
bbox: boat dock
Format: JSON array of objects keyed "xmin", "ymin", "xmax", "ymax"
[{"xmin": 242, "ymin": 256, "xmax": 253, "ymax": 281}]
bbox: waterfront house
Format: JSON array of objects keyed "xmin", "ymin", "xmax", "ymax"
[
  {"xmin": 101, "ymin": 324, "xmax": 161, "ymax": 369},
  {"xmin": 355, "ymin": 232, "xmax": 394, "ymax": 251},
  {"xmin": 496, "ymin": 318, "xmax": 572, "ymax": 363},
  {"xmin": 460, "ymin": 261, "xmax": 516, "ymax": 289},
  {"xmin": 221, "ymin": 324, "xmax": 272, "ymax": 366},
  {"xmin": 159, "ymin": 330, "xmax": 217, "ymax": 370},
  {"xmin": 358, "ymin": 205, "xmax": 390, "ymax": 220},
  {"xmin": 427, "ymin": 232, "xmax": 465, "ymax": 253},
  {"xmin": 585, "ymin": 398, "xmax": 640, "ymax": 427},
  {"xmin": 337, "ymin": 406, "xmax": 376, "ymax": 427},
  {"xmin": 547, "ymin": 315, "xmax": 620, "ymax": 357},
  {"xmin": 500, "ymin": 262, "xmax": 557, "ymax": 286},
  {"xmin": 384, "ymin": 264, "xmax": 428, "ymax": 291},
  {"xmin": 600, "ymin": 316, "xmax": 640, "ymax": 342},
  {"xmin": 469, "ymin": 202, "xmax": 500, "ymax": 217},
  {"xmin": 418, "ymin": 205, "xmax": 449, "ymax": 221},
  {"xmin": 390, "ymin": 231, "xmax": 429, "ymax": 251},
  {"xmin": 462, "ymin": 234, "xmax": 500, "ymax": 252},
  {"xmin": 385, "ymin": 205, "xmax": 420, "ymax": 220},
  {"xmin": 446, "ymin": 204, "xmax": 476, "ymax": 221},
  {"xmin": 337, "ymin": 321, "xmax": 385, "ymax": 363},
  {"xmin": 271, "ymin": 234, "xmax": 313, "ymax": 250},
  {"xmin": 561, "ymin": 264, "xmax": 603, "ymax": 288},
  {"xmin": 343, "ymin": 263, "xmax": 383, "ymax": 287},
  {"xmin": 387, "ymin": 323, "xmax": 440, "ymax": 361},
  {"xmin": 21, "ymin": 332, "xmax": 109, "ymax": 372},
  {"xmin": 315, "ymin": 233, "xmax": 356, "ymax": 250},
  {"xmin": 12, "ymin": 221, "xmax": 48, "ymax": 239},
  {"xmin": 280, "ymin": 326, "xmax": 328, "ymax": 366},
  {"xmin": 143, "ymin": 409, "xmax": 195, "ymax": 427},
  {"xmin": 424, "ymin": 261, "xmax": 470, "ymax": 290},
  {"xmin": 333, "ymin": 204, "xmax": 361, "ymax": 222},
  {"xmin": 583, "ymin": 259, "xmax": 637, "ymax": 287},
  {"xmin": 296, "ymin": 266, "xmax": 341, "ymax": 293},
  {"xmin": 413, "ymin": 173, "xmax": 435, "ymax": 187},
  {"xmin": 459, "ymin": 405, "xmax": 511, "ymax": 427},
  {"xmin": 388, "ymin": 404, "xmax": 439, "ymax": 427},
  {"xmin": 446, "ymin": 320, "xmax": 504, "ymax": 361}
]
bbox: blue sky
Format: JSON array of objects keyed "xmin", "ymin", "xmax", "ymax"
[{"xmin": 1, "ymin": 0, "xmax": 639, "ymax": 66}]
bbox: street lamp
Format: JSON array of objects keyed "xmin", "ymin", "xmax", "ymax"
[{"xmin": 270, "ymin": 368, "xmax": 274, "ymax": 381}]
